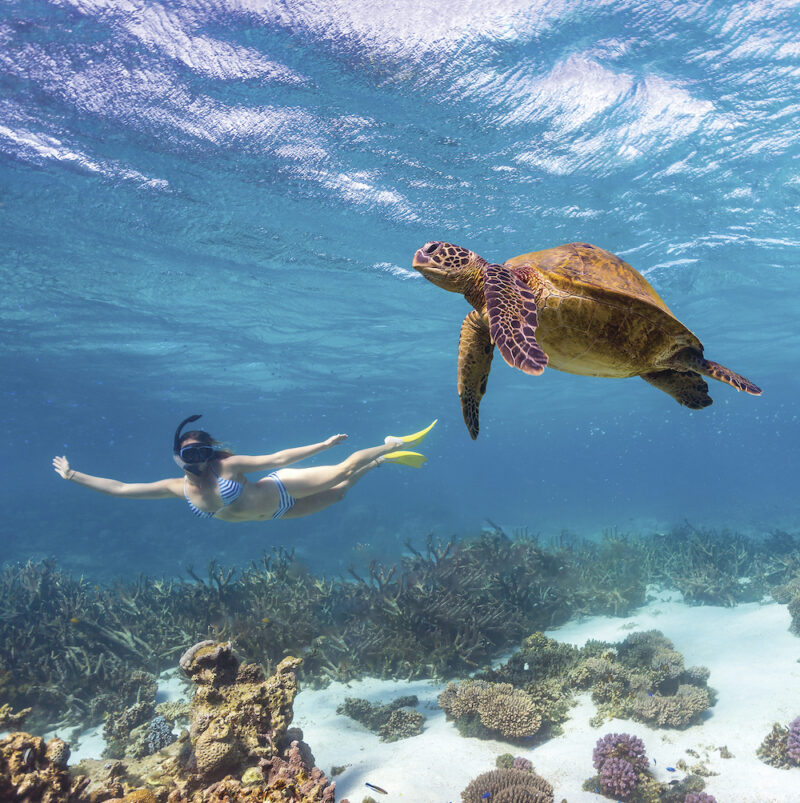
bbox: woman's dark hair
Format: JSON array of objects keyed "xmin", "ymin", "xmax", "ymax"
[{"xmin": 179, "ymin": 430, "xmax": 234, "ymax": 459}]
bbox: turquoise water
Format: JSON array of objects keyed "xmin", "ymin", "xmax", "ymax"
[{"xmin": 1, "ymin": 0, "xmax": 798, "ymax": 579}]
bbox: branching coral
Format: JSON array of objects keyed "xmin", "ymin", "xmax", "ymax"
[
  {"xmin": 461, "ymin": 768, "xmax": 554, "ymax": 803},
  {"xmin": 788, "ymin": 716, "xmax": 800, "ymax": 763},
  {"xmin": 757, "ymin": 715, "xmax": 800, "ymax": 769},
  {"xmin": 336, "ymin": 695, "xmax": 424, "ymax": 742},
  {"xmin": 590, "ymin": 733, "xmax": 650, "ymax": 801},
  {"xmin": 439, "ymin": 680, "xmax": 542, "ymax": 741}
]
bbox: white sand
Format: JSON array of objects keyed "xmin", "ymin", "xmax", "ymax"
[{"xmin": 294, "ymin": 591, "xmax": 800, "ymax": 802}]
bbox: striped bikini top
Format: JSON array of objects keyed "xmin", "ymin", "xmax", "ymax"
[{"xmin": 184, "ymin": 464, "xmax": 244, "ymax": 518}]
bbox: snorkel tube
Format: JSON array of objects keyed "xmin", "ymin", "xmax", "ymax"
[{"xmin": 173, "ymin": 414, "xmax": 204, "ymax": 476}]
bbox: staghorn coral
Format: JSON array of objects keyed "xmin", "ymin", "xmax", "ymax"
[
  {"xmin": 0, "ymin": 704, "xmax": 31, "ymax": 730},
  {"xmin": 461, "ymin": 768, "xmax": 554, "ymax": 803},
  {"xmin": 439, "ymin": 680, "xmax": 542, "ymax": 741}
]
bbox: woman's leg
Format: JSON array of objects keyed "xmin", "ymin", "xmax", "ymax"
[
  {"xmin": 274, "ymin": 439, "xmax": 401, "ymax": 500},
  {"xmin": 281, "ymin": 461, "xmax": 378, "ymax": 519}
]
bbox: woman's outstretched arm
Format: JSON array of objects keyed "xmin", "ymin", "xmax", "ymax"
[
  {"xmin": 52, "ymin": 455, "xmax": 178, "ymax": 499},
  {"xmin": 224, "ymin": 434, "xmax": 348, "ymax": 473}
]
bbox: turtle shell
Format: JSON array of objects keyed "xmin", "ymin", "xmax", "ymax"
[
  {"xmin": 504, "ymin": 242, "xmax": 673, "ymax": 315},
  {"xmin": 502, "ymin": 242, "xmax": 702, "ymax": 376}
]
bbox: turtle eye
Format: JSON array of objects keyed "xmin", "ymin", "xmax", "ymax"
[{"xmin": 422, "ymin": 241, "xmax": 441, "ymax": 256}]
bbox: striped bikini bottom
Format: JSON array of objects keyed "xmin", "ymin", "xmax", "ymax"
[{"xmin": 267, "ymin": 472, "xmax": 297, "ymax": 519}]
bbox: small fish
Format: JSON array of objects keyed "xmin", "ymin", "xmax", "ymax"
[
  {"xmin": 69, "ymin": 617, "xmax": 80, "ymax": 624},
  {"xmin": 481, "ymin": 794, "xmax": 491, "ymax": 800},
  {"xmin": 669, "ymin": 780, "xmax": 680, "ymax": 786},
  {"xmin": 22, "ymin": 747, "xmax": 33, "ymax": 766},
  {"xmin": 261, "ymin": 617, "xmax": 271, "ymax": 624},
  {"xmin": 653, "ymin": 758, "xmax": 656, "ymax": 765},
  {"xmin": 365, "ymin": 782, "xmax": 388, "ymax": 795},
  {"xmin": 666, "ymin": 766, "xmax": 676, "ymax": 772}
]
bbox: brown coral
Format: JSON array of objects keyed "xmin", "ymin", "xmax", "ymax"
[
  {"xmin": 0, "ymin": 732, "xmax": 81, "ymax": 803},
  {"xmin": 461, "ymin": 768, "xmax": 554, "ymax": 803},
  {"xmin": 631, "ymin": 685, "xmax": 710, "ymax": 727},
  {"xmin": 181, "ymin": 640, "xmax": 302, "ymax": 785},
  {"xmin": 439, "ymin": 680, "xmax": 542, "ymax": 740}
]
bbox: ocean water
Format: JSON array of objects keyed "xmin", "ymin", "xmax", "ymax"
[{"xmin": 2, "ymin": 0, "xmax": 799, "ymax": 581}]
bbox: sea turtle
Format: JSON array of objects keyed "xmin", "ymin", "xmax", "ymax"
[{"xmin": 412, "ymin": 241, "xmax": 761, "ymax": 439}]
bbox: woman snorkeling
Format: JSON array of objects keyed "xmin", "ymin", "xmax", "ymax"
[{"xmin": 52, "ymin": 414, "xmax": 436, "ymax": 521}]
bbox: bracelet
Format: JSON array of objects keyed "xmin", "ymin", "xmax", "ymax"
[{"xmin": 67, "ymin": 469, "xmax": 76, "ymax": 480}]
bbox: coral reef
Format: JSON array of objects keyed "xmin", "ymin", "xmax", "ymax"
[
  {"xmin": 438, "ymin": 680, "xmax": 542, "ymax": 741},
  {"xmin": 447, "ymin": 629, "xmax": 712, "ymax": 743},
  {"xmin": 0, "ymin": 731, "xmax": 82, "ymax": 803},
  {"xmin": 592, "ymin": 733, "xmax": 648, "ymax": 798},
  {"xmin": 335, "ymin": 695, "xmax": 424, "ymax": 741},
  {"xmin": 461, "ymin": 767, "xmax": 554, "ymax": 803},
  {"xmin": 179, "ymin": 641, "xmax": 301, "ymax": 784},
  {"xmin": 2, "ymin": 523, "xmax": 797, "ymax": 733},
  {"xmin": 684, "ymin": 793, "xmax": 717, "ymax": 803},
  {"xmin": 757, "ymin": 715, "xmax": 800, "ymax": 769},
  {"xmin": 0, "ymin": 704, "xmax": 31, "ymax": 729},
  {"xmin": 1, "ymin": 642, "xmax": 345, "ymax": 803},
  {"xmin": 586, "ymin": 733, "xmax": 711, "ymax": 803},
  {"xmin": 573, "ymin": 631, "xmax": 714, "ymax": 728}
]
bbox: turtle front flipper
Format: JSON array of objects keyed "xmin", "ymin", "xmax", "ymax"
[
  {"xmin": 641, "ymin": 370, "xmax": 713, "ymax": 409},
  {"xmin": 484, "ymin": 264, "xmax": 548, "ymax": 375},
  {"xmin": 458, "ymin": 310, "xmax": 494, "ymax": 439}
]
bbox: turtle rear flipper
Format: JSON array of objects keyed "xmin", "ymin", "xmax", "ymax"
[
  {"xmin": 458, "ymin": 310, "xmax": 494, "ymax": 439},
  {"xmin": 641, "ymin": 370, "xmax": 712, "ymax": 409},
  {"xmin": 674, "ymin": 348, "xmax": 762, "ymax": 395},
  {"xmin": 700, "ymin": 359, "xmax": 762, "ymax": 395},
  {"xmin": 484, "ymin": 264, "xmax": 548, "ymax": 375}
]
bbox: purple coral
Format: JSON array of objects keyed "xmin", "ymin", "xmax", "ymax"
[
  {"xmin": 787, "ymin": 716, "xmax": 800, "ymax": 764},
  {"xmin": 592, "ymin": 732, "xmax": 649, "ymax": 774},
  {"xmin": 512, "ymin": 756, "xmax": 533, "ymax": 772},
  {"xmin": 599, "ymin": 756, "xmax": 638, "ymax": 798},
  {"xmin": 684, "ymin": 793, "xmax": 716, "ymax": 803}
]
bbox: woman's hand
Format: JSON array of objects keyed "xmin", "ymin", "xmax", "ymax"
[
  {"xmin": 52, "ymin": 455, "xmax": 75, "ymax": 480},
  {"xmin": 324, "ymin": 434, "xmax": 348, "ymax": 448}
]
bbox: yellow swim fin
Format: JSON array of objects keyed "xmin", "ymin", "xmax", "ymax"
[
  {"xmin": 382, "ymin": 451, "xmax": 427, "ymax": 468},
  {"xmin": 392, "ymin": 419, "xmax": 437, "ymax": 448}
]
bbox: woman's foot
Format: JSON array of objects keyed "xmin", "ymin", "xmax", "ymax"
[{"xmin": 385, "ymin": 419, "xmax": 437, "ymax": 448}]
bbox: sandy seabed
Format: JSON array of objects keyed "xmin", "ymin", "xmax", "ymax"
[{"xmin": 292, "ymin": 590, "xmax": 800, "ymax": 803}]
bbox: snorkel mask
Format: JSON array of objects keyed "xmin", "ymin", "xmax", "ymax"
[{"xmin": 173, "ymin": 414, "xmax": 214, "ymax": 476}]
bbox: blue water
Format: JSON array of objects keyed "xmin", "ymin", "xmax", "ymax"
[{"xmin": 2, "ymin": 0, "xmax": 798, "ymax": 580}]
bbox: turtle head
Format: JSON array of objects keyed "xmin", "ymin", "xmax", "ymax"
[{"xmin": 412, "ymin": 242, "xmax": 488, "ymax": 294}]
